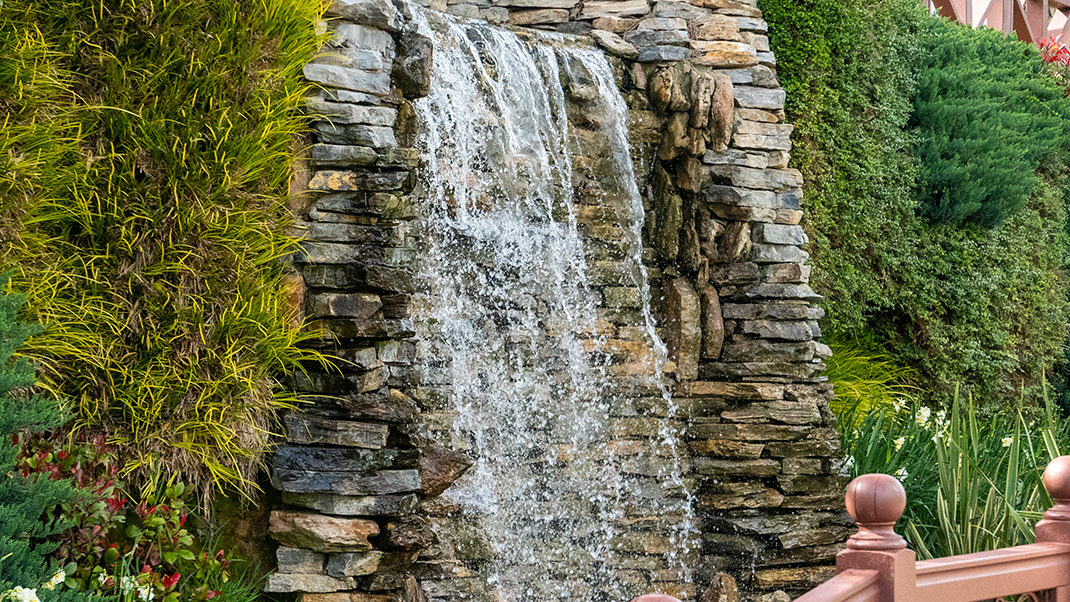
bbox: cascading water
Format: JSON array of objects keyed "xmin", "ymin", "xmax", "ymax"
[{"xmin": 409, "ymin": 9, "xmax": 696, "ymax": 601}]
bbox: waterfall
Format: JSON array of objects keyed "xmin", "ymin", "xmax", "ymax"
[{"xmin": 409, "ymin": 10, "xmax": 696, "ymax": 601}]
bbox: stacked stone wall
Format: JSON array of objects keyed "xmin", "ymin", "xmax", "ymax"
[{"xmin": 267, "ymin": 0, "xmax": 848, "ymax": 600}]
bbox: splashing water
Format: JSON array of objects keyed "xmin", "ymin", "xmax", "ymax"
[{"xmin": 409, "ymin": 10, "xmax": 697, "ymax": 602}]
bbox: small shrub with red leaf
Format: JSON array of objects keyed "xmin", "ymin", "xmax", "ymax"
[
  {"xmin": 1039, "ymin": 35, "xmax": 1070, "ymax": 93},
  {"xmin": 16, "ymin": 435, "xmax": 237, "ymax": 602}
]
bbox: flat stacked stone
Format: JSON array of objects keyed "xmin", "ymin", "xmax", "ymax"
[{"xmin": 595, "ymin": 0, "xmax": 846, "ymax": 597}]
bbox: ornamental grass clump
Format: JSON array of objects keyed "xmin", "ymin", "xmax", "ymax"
[
  {"xmin": 824, "ymin": 336, "xmax": 919, "ymax": 419},
  {"xmin": 0, "ymin": 0, "xmax": 326, "ymax": 501}
]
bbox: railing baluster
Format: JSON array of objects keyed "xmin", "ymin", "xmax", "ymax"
[{"xmin": 836, "ymin": 474, "xmax": 917, "ymax": 602}]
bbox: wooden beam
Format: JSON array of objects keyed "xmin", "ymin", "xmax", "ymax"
[
  {"xmin": 979, "ymin": 0, "xmax": 1002, "ymax": 29},
  {"xmin": 1004, "ymin": 0, "xmax": 1015, "ymax": 33},
  {"xmin": 1015, "ymin": 0, "xmax": 1043, "ymax": 43},
  {"xmin": 933, "ymin": 0, "xmax": 964, "ymax": 21},
  {"xmin": 1027, "ymin": 0, "xmax": 1050, "ymax": 42}
]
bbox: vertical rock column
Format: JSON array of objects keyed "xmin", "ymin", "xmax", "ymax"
[
  {"xmin": 578, "ymin": 0, "xmax": 850, "ymax": 596},
  {"xmin": 268, "ymin": 2, "xmax": 460, "ymax": 600}
]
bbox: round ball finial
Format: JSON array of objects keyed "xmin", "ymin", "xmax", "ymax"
[
  {"xmin": 630, "ymin": 595, "xmax": 681, "ymax": 602},
  {"xmin": 1044, "ymin": 456, "xmax": 1070, "ymax": 502},
  {"xmin": 844, "ymin": 473, "xmax": 907, "ymax": 551}
]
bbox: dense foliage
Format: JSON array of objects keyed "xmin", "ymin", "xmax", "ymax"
[
  {"xmin": 913, "ymin": 20, "xmax": 1070, "ymax": 226},
  {"xmin": 0, "ymin": 0, "xmax": 324, "ymax": 499},
  {"xmin": 762, "ymin": 0, "xmax": 1070, "ymax": 408},
  {"xmin": 0, "ymin": 277, "xmax": 87, "ymax": 602}
]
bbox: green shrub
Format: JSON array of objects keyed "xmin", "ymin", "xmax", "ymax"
[
  {"xmin": 763, "ymin": 0, "xmax": 1070, "ymax": 408},
  {"xmin": 0, "ymin": 276, "xmax": 87, "ymax": 601},
  {"xmin": 0, "ymin": 0, "xmax": 325, "ymax": 500},
  {"xmin": 761, "ymin": 0, "xmax": 926, "ymax": 334},
  {"xmin": 913, "ymin": 20, "xmax": 1070, "ymax": 226},
  {"xmin": 18, "ymin": 433, "xmax": 243, "ymax": 600}
]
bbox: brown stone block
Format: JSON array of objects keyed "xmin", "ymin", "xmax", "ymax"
[
  {"xmin": 689, "ymin": 421, "xmax": 809, "ymax": 441},
  {"xmin": 269, "ymin": 511, "xmax": 379, "ymax": 553},
  {"xmin": 301, "ymin": 594, "xmax": 397, "ymax": 602},
  {"xmin": 688, "ymin": 439, "xmax": 764, "ymax": 458},
  {"xmin": 777, "ymin": 527, "xmax": 850, "ymax": 550},
  {"xmin": 666, "ymin": 278, "xmax": 702, "ymax": 380},
  {"xmin": 777, "ymin": 473, "xmax": 844, "ymax": 494},
  {"xmin": 764, "ymin": 438, "xmax": 840, "ymax": 458},
  {"xmin": 284, "ymin": 414, "xmax": 388, "ymax": 448},
  {"xmin": 751, "ymin": 566, "xmax": 836, "ymax": 591},
  {"xmin": 676, "ymin": 380, "xmax": 783, "ymax": 400},
  {"xmin": 692, "ymin": 457, "xmax": 780, "ymax": 477},
  {"xmin": 696, "ymin": 487, "xmax": 784, "ymax": 510},
  {"xmin": 721, "ymin": 339, "xmax": 815, "ymax": 363}
]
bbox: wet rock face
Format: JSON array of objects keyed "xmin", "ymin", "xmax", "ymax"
[{"xmin": 270, "ymin": 0, "xmax": 845, "ymax": 600}]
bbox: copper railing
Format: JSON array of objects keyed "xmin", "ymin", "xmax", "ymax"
[
  {"xmin": 923, "ymin": 0, "xmax": 1070, "ymax": 45},
  {"xmin": 632, "ymin": 456, "xmax": 1070, "ymax": 602}
]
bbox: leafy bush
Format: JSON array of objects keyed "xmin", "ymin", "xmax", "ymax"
[
  {"xmin": 839, "ymin": 390, "xmax": 1065, "ymax": 558},
  {"xmin": 761, "ymin": 0, "xmax": 926, "ymax": 334},
  {"xmin": 0, "ymin": 0, "xmax": 325, "ymax": 499},
  {"xmin": 0, "ymin": 276, "xmax": 87, "ymax": 602},
  {"xmin": 913, "ymin": 20, "xmax": 1070, "ymax": 226},
  {"xmin": 17, "ymin": 434, "xmax": 240, "ymax": 601},
  {"xmin": 763, "ymin": 0, "xmax": 1070, "ymax": 407}
]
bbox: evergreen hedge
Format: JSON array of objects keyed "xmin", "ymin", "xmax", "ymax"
[
  {"xmin": 914, "ymin": 19, "xmax": 1070, "ymax": 226},
  {"xmin": 0, "ymin": 0, "xmax": 324, "ymax": 500},
  {"xmin": 762, "ymin": 0, "xmax": 1070, "ymax": 407}
]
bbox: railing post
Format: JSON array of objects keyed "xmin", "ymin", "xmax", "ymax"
[
  {"xmin": 1036, "ymin": 456, "xmax": 1070, "ymax": 602},
  {"xmin": 837, "ymin": 474, "xmax": 917, "ymax": 602},
  {"xmin": 1036, "ymin": 456, "xmax": 1070, "ymax": 543}
]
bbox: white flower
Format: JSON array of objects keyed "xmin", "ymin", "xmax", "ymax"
[
  {"xmin": 892, "ymin": 398, "xmax": 907, "ymax": 413},
  {"xmin": 120, "ymin": 576, "xmax": 137, "ymax": 595},
  {"xmin": 97, "ymin": 573, "xmax": 109, "ymax": 587},
  {"xmin": 43, "ymin": 570, "xmax": 64, "ymax": 590},
  {"xmin": 893, "ymin": 437, "xmax": 905, "ymax": 451},
  {"xmin": 11, "ymin": 587, "xmax": 40, "ymax": 602},
  {"xmin": 916, "ymin": 406, "xmax": 931, "ymax": 426},
  {"xmin": 137, "ymin": 586, "xmax": 155, "ymax": 602},
  {"xmin": 839, "ymin": 456, "xmax": 855, "ymax": 476},
  {"xmin": 894, "ymin": 467, "xmax": 908, "ymax": 481},
  {"xmin": 1002, "ymin": 436, "xmax": 1014, "ymax": 448}
]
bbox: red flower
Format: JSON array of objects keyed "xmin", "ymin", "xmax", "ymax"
[{"xmin": 162, "ymin": 573, "xmax": 180, "ymax": 589}]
